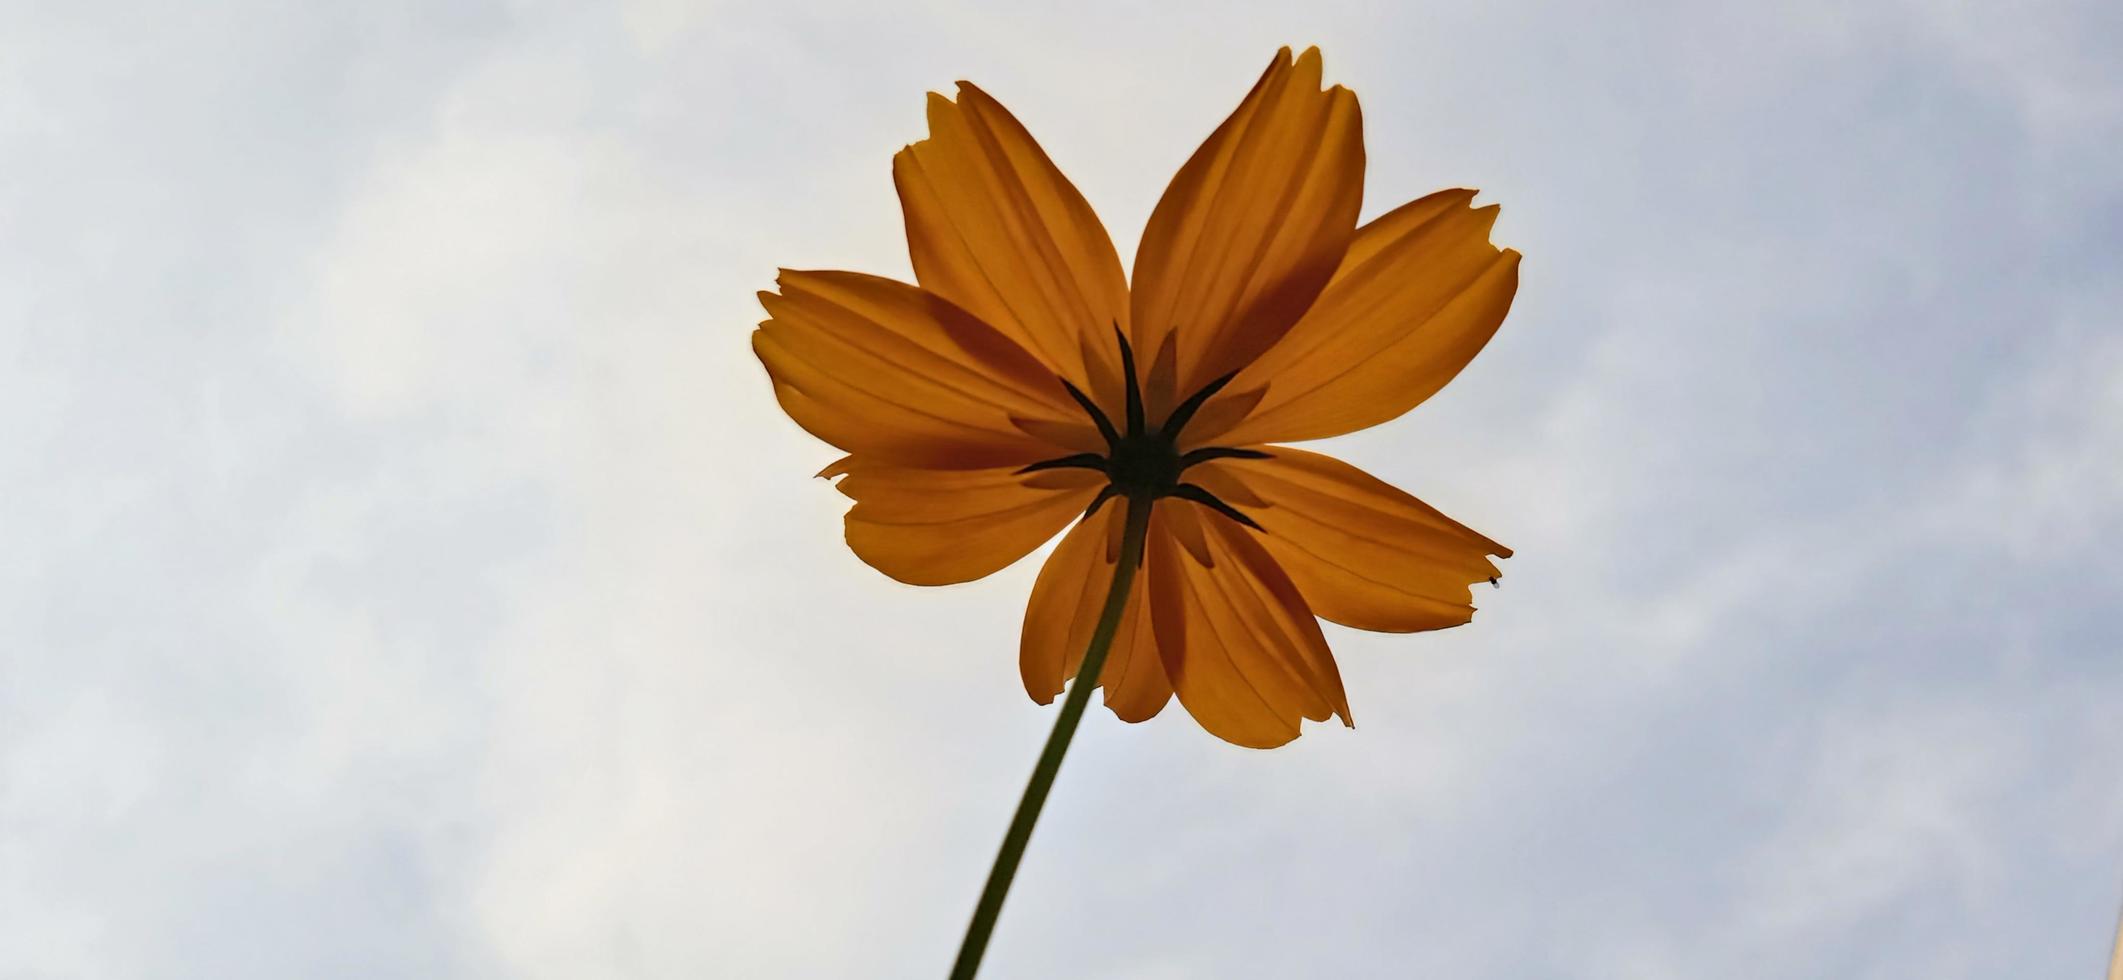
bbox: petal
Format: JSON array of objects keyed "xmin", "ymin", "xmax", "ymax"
[
  {"xmin": 1162, "ymin": 500, "xmax": 1216, "ymax": 567},
  {"xmin": 1096, "ymin": 573, "xmax": 1173, "ymax": 723},
  {"xmin": 1020, "ymin": 501, "xmax": 1173, "ymax": 721},
  {"xmin": 1199, "ymin": 448, "xmax": 1510, "ymax": 633},
  {"xmin": 1200, "ymin": 190, "xmax": 1521, "ymax": 445},
  {"xmin": 754, "ymin": 270, "xmax": 1096, "ymax": 469},
  {"xmin": 1147, "ymin": 502, "xmax": 1350, "ymax": 749},
  {"xmin": 1130, "ymin": 47, "xmax": 1365, "ymax": 414},
  {"xmin": 895, "ymin": 83, "xmax": 1131, "ymax": 404},
  {"xmin": 836, "ymin": 459, "xmax": 1102, "ymax": 586}
]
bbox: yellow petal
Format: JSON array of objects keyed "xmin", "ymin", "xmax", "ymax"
[
  {"xmin": 1096, "ymin": 572, "xmax": 1172, "ymax": 723},
  {"xmin": 1199, "ymin": 448, "xmax": 1510, "ymax": 633},
  {"xmin": 1020, "ymin": 502, "xmax": 1172, "ymax": 721},
  {"xmin": 1201, "ymin": 190, "xmax": 1521, "ymax": 445},
  {"xmin": 896, "ymin": 83, "xmax": 1131, "ymax": 405},
  {"xmin": 1130, "ymin": 47, "xmax": 1365, "ymax": 412},
  {"xmin": 1163, "ymin": 500, "xmax": 1216, "ymax": 567},
  {"xmin": 1204, "ymin": 516, "xmax": 1351, "ymax": 722},
  {"xmin": 754, "ymin": 270, "xmax": 1095, "ymax": 468},
  {"xmin": 1147, "ymin": 502, "xmax": 1350, "ymax": 749},
  {"xmin": 837, "ymin": 460, "xmax": 1101, "ymax": 586}
]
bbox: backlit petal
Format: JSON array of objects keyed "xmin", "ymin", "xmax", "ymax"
[
  {"xmin": 896, "ymin": 83, "xmax": 1131, "ymax": 404},
  {"xmin": 1147, "ymin": 503, "xmax": 1350, "ymax": 749},
  {"xmin": 836, "ymin": 460, "xmax": 1101, "ymax": 586},
  {"xmin": 1200, "ymin": 448, "xmax": 1510, "ymax": 633},
  {"xmin": 1200, "ymin": 190, "xmax": 1521, "ymax": 445},
  {"xmin": 1020, "ymin": 502, "xmax": 1172, "ymax": 721},
  {"xmin": 1130, "ymin": 47, "xmax": 1365, "ymax": 414},
  {"xmin": 754, "ymin": 269, "xmax": 1095, "ymax": 469},
  {"xmin": 1095, "ymin": 574, "xmax": 1172, "ymax": 723}
]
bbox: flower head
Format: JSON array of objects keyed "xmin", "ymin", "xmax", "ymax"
[{"xmin": 755, "ymin": 47, "xmax": 1520, "ymax": 748}]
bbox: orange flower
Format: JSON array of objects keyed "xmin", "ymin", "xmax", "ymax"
[{"xmin": 755, "ymin": 47, "xmax": 1519, "ymax": 749}]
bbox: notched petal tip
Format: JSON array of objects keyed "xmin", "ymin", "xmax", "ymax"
[
  {"xmin": 1211, "ymin": 184, "xmax": 1521, "ymax": 445},
  {"xmin": 1131, "ymin": 43, "xmax": 1366, "ymax": 397},
  {"xmin": 1469, "ymin": 202, "xmax": 1503, "ymax": 235},
  {"xmin": 895, "ymin": 69, "xmax": 1132, "ymax": 395},
  {"xmin": 1195, "ymin": 449, "xmax": 1509, "ymax": 634}
]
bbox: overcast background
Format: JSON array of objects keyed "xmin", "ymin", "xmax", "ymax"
[{"xmin": 4, "ymin": 1, "xmax": 2120, "ymax": 977}]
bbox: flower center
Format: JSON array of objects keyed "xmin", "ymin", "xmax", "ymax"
[
  {"xmin": 1106, "ymin": 432, "xmax": 1181, "ymax": 498},
  {"xmin": 1019, "ymin": 327, "xmax": 1266, "ymax": 529}
]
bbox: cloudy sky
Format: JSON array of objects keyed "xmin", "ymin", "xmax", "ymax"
[{"xmin": 4, "ymin": 0, "xmax": 2120, "ymax": 977}]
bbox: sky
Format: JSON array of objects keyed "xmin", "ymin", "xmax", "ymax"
[{"xmin": 2, "ymin": 0, "xmax": 2120, "ymax": 977}]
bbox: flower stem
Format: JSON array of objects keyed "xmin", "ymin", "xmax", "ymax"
[{"xmin": 948, "ymin": 494, "xmax": 1154, "ymax": 980}]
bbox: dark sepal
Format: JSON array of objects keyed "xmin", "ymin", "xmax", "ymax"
[
  {"xmin": 1177, "ymin": 446, "xmax": 1271, "ymax": 471},
  {"xmin": 1170, "ymin": 482, "xmax": 1263, "ymax": 531},
  {"xmin": 1056, "ymin": 378, "xmax": 1121, "ymax": 449},
  {"xmin": 1158, "ymin": 369, "xmax": 1240, "ymax": 441},
  {"xmin": 1016, "ymin": 452, "xmax": 1109, "ymax": 476},
  {"xmin": 1113, "ymin": 323, "xmax": 1145, "ymax": 438},
  {"xmin": 1082, "ymin": 485, "xmax": 1121, "ymax": 519}
]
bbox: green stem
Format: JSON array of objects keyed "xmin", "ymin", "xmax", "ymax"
[{"xmin": 948, "ymin": 494, "xmax": 1154, "ymax": 980}]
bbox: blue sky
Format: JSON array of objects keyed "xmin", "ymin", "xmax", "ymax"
[{"xmin": 3, "ymin": 1, "xmax": 2120, "ymax": 977}]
